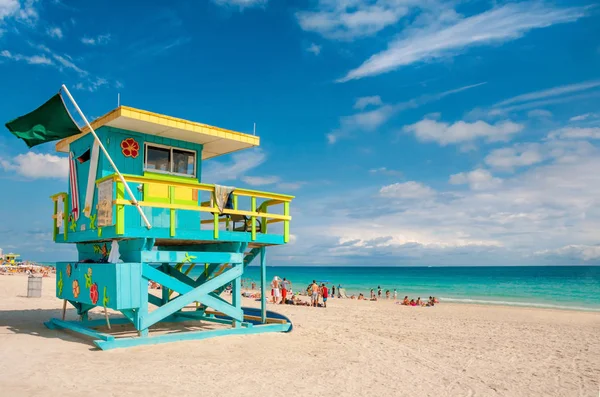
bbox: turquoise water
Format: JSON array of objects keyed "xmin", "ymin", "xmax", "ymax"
[
  {"xmin": 40, "ymin": 262, "xmax": 600, "ymax": 311},
  {"xmin": 233, "ymin": 266, "xmax": 600, "ymax": 312}
]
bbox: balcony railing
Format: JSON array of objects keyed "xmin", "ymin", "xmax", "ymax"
[{"xmin": 51, "ymin": 173, "xmax": 293, "ymax": 244}]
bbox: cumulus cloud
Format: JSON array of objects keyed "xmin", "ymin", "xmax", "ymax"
[
  {"xmin": 46, "ymin": 26, "xmax": 63, "ymax": 39},
  {"xmin": 379, "ymin": 181, "xmax": 435, "ymax": 199},
  {"xmin": 354, "ymin": 95, "xmax": 382, "ymax": 110},
  {"xmin": 403, "ymin": 118, "xmax": 523, "ymax": 146},
  {"xmin": 0, "ymin": 152, "xmax": 68, "ymax": 179},
  {"xmin": 449, "ymin": 169, "xmax": 502, "ymax": 190},
  {"xmin": 340, "ymin": 3, "xmax": 586, "ymax": 81},
  {"xmin": 296, "ymin": 0, "xmax": 414, "ymax": 41},
  {"xmin": 547, "ymin": 127, "xmax": 600, "ymax": 140},
  {"xmin": 485, "ymin": 145, "xmax": 544, "ymax": 171}
]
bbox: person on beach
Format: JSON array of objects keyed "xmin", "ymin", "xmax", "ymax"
[
  {"xmin": 310, "ymin": 280, "xmax": 319, "ymax": 307},
  {"xmin": 377, "ymin": 286, "xmax": 382, "ymax": 299},
  {"xmin": 393, "ymin": 289, "xmax": 397, "ymax": 300},
  {"xmin": 410, "ymin": 299, "xmax": 417, "ymax": 306},
  {"xmin": 370, "ymin": 289, "xmax": 375, "ymax": 299},
  {"xmin": 416, "ymin": 297, "xmax": 423, "ymax": 306},
  {"xmin": 251, "ymin": 282, "xmax": 256, "ymax": 290},
  {"xmin": 403, "ymin": 296, "xmax": 410, "ymax": 305},
  {"xmin": 321, "ymin": 283, "xmax": 328, "ymax": 308},
  {"xmin": 332, "ymin": 285, "xmax": 335, "ymax": 298},
  {"xmin": 385, "ymin": 290, "xmax": 390, "ymax": 299},
  {"xmin": 271, "ymin": 277, "xmax": 280, "ymax": 304},
  {"xmin": 281, "ymin": 278, "xmax": 289, "ymax": 304}
]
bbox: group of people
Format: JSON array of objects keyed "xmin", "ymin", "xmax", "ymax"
[
  {"xmin": 397, "ymin": 296, "xmax": 439, "ymax": 307},
  {"xmin": 269, "ymin": 277, "xmax": 330, "ymax": 308}
]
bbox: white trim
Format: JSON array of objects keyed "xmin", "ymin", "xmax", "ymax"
[{"xmin": 144, "ymin": 142, "xmax": 196, "ymax": 178}]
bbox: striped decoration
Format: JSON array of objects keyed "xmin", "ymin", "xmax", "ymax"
[{"xmin": 69, "ymin": 152, "xmax": 80, "ymax": 221}]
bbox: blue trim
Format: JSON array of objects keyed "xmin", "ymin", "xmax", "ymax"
[{"xmin": 93, "ymin": 323, "xmax": 290, "ymax": 350}]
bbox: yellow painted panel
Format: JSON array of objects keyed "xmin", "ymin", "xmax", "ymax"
[
  {"xmin": 148, "ymin": 183, "xmax": 169, "ymax": 199},
  {"xmin": 175, "ymin": 187, "xmax": 194, "ymax": 201}
]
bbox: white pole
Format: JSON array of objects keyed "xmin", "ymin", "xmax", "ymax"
[
  {"xmin": 253, "ymin": 122, "xmax": 256, "ymax": 136},
  {"xmin": 60, "ymin": 84, "xmax": 152, "ymax": 229},
  {"xmin": 117, "ymin": 93, "xmax": 120, "ymax": 107}
]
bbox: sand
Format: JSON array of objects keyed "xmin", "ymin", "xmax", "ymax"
[{"xmin": 0, "ymin": 274, "xmax": 598, "ymax": 397}]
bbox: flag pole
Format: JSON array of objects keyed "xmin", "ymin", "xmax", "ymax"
[{"xmin": 60, "ymin": 84, "xmax": 152, "ymax": 230}]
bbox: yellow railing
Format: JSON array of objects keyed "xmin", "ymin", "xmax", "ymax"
[{"xmin": 96, "ymin": 173, "xmax": 293, "ymax": 242}]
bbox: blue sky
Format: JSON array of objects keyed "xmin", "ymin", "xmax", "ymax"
[{"xmin": 1, "ymin": 0, "xmax": 600, "ymax": 265}]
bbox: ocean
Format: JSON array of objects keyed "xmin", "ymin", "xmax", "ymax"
[
  {"xmin": 235, "ymin": 265, "xmax": 600, "ymax": 312},
  {"xmin": 40, "ymin": 262, "xmax": 600, "ymax": 312}
]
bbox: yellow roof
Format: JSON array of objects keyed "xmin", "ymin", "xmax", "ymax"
[{"xmin": 55, "ymin": 106, "xmax": 260, "ymax": 159}]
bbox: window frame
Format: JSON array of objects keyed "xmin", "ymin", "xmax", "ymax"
[{"xmin": 144, "ymin": 142, "xmax": 196, "ymax": 178}]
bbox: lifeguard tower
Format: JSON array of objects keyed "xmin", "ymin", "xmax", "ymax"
[{"xmin": 5, "ymin": 87, "xmax": 294, "ymax": 350}]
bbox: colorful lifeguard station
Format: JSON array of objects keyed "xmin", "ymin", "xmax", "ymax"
[{"xmin": 5, "ymin": 86, "xmax": 293, "ymax": 350}]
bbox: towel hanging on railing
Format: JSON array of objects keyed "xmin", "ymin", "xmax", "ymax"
[{"xmin": 213, "ymin": 185, "xmax": 235, "ymax": 214}]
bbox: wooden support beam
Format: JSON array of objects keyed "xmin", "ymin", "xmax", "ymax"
[{"xmin": 140, "ymin": 264, "xmax": 243, "ymax": 329}]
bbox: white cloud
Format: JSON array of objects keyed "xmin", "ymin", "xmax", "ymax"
[
  {"xmin": 527, "ymin": 109, "xmax": 552, "ymax": 119},
  {"xmin": 495, "ymin": 80, "xmax": 600, "ymax": 108},
  {"xmin": 306, "ymin": 43, "xmax": 321, "ymax": 55},
  {"xmin": 0, "ymin": 152, "xmax": 68, "ymax": 179},
  {"xmin": 485, "ymin": 146, "xmax": 543, "ymax": 171},
  {"xmin": 74, "ymin": 77, "xmax": 108, "ymax": 92},
  {"xmin": 379, "ymin": 181, "xmax": 435, "ymax": 199},
  {"xmin": 485, "ymin": 140, "xmax": 594, "ymax": 172},
  {"xmin": 0, "ymin": 0, "xmax": 37, "ymax": 25},
  {"xmin": 212, "ymin": 0, "xmax": 267, "ymax": 9},
  {"xmin": 81, "ymin": 34, "xmax": 111, "ymax": 45},
  {"xmin": 535, "ymin": 245, "xmax": 600, "ymax": 261},
  {"xmin": 296, "ymin": 0, "xmax": 413, "ymax": 41},
  {"xmin": 369, "ymin": 167, "xmax": 402, "ymax": 176},
  {"xmin": 0, "ymin": 49, "xmax": 52, "ymax": 65},
  {"xmin": 547, "ymin": 127, "xmax": 600, "ymax": 140},
  {"xmin": 570, "ymin": 113, "xmax": 598, "ymax": 122},
  {"xmin": 47, "ymin": 26, "xmax": 62, "ymax": 39},
  {"xmin": 354, "ymin": 95, "xmax": 382, "ymax": 110},
  {"xmin": 203, "ymin": 149, "xmax": 265, "ymax": 183},
  {"xmin": 403, "ymin": 118, "xmax": 523, "ymax": 146},
  {"xmin": 449, "ymin": 169, "xmax": 502, "ymax": 191},
  {"xmin": 52, "ymin": 53, "xmax": 87, "ymax": 76},
  {"xmin": 340, "ymin": 3, "xmax": 587, "ymax": 81},
  {"xmin": 241, "ymin": 175, "xmax": 280, "ymax": 186},
  {"xmin": 0, "ymin": 0, "xmax": 19, "ymax": 20},
  {"xmin": 328, "ymin": 83, "xmax": 485, "ymax": 143}
]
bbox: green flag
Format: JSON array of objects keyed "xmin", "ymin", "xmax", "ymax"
[{"xmin": 5, "ymin": 93, "xmax": 81, "ymax": 148}]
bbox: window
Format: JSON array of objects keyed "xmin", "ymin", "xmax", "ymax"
[{"xmin": 144, "ymin": 144, "xmax": 196, "ymax": 177}]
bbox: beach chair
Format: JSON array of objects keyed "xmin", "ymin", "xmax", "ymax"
[{"xmin": 230, "ymin": 214, "xmax": 262, "ymax": 233}]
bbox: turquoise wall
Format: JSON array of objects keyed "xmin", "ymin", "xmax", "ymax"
[{"xmin": 66, "ymin": 127, "xmax": 205, "ymax": 237}]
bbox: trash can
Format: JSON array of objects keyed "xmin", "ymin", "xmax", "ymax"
[{"xmin": 27, "ymin": 276, "xmax": 42, "ymax": 298}]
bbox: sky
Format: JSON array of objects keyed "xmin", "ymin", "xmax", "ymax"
[{"xmin": 1, "ymin": 0, "xmax": 600, "ymax": 266}]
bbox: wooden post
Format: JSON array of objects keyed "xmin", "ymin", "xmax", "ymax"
[
  {"xmin": 61, "ymin": 299, "xmax": 67, "ymax": 320},
  {"xmin": 260, "ymin": 247, "xmax": 266, "ymax": 324}
]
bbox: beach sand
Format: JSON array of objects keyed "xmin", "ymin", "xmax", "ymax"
[{"xmin": 0, "ymin": 275, "xmax": 598, "ymax": 397}]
